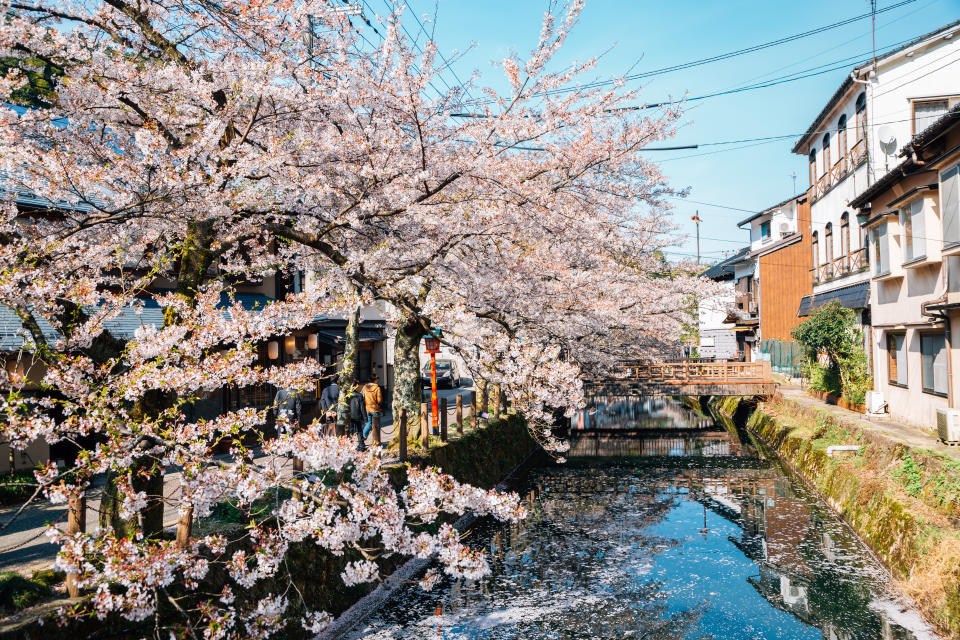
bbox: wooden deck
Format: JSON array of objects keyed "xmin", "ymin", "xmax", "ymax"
[{"xmin": 586, "ymin": 360, "xmax": 776, "ymax": 397}]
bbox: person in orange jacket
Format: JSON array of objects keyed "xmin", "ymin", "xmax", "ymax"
[{"xmin": 361, "ymin": 373, "xmax": 383, "ymax": 440}]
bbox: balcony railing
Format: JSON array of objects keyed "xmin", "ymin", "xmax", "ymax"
[
  {"xmin": 810, "ymin": 247, "xmax": 869, "ymax": 284},
  {"xmin": 811, "ymin": 140, "xmax": 867, "ymax": 202}
]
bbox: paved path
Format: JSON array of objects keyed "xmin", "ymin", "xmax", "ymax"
[
  {"xmin": 0, "ymin": 383, "xmax": 478, "ymax": 576},
  {"xmin": 776, "ymin": 383, "xmax": 960, "ymax": 461}
]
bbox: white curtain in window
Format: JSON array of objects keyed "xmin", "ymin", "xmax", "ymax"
[
  {"xmin": 943, "ymin": 164, "xmax": 960, "ymax": 246},
  {"xmin": 902, "ymin": 199, "xmax": 925, "ymax": 261},
  {"xmin": 915, "ymin": 100, "xmax": 948, "ymax": 133}
]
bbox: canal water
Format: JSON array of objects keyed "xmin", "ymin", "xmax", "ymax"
[{"xmin": 345, "ymin": 396, "xmax": 938, "ymax": 640}]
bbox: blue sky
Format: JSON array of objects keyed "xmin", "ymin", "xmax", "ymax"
[{"xmin": 362, "ymin": 0, "xmax": 960, "ymax": 264}]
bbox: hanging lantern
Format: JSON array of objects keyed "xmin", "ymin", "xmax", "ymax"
[
  {"xmin": 307, "ymin": 333, "xmax": 319, "ymax": 350},
  {"xmin": 268, "ymin": 341, "xmax": 280, "ymax": 360},
  {"xmin": 424, "ymin": 336, "xmax": 440, "ymax": 354},
  {"xmin": 285, "ymin": 336, "xmax": 296, "ymax": 355}
]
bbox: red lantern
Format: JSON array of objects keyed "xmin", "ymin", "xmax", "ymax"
[{"xmin": 424, "ymin": 337, "xmax": 441, "ymax": 354}]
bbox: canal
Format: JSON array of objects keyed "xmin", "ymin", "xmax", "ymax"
[{"xmin": 345, "ymin": 396, "xmax": 937, "ymax": 640}]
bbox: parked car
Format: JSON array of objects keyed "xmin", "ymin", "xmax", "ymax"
[{"xmin": 421, "ymin": 359, "xmax": 461, "ymax": 388}]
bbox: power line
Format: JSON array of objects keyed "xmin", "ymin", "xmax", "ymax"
[
  {"xmin": 464, "ymin": 0, "xmax": 920, "ymax": 104},
  {"xmin": 400, "ymin": 0, "xmax": 475, "ymax": 101}
]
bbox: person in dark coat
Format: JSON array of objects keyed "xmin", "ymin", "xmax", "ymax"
[
  {"xmin": 273, "ymin": 387, "xmax": 302, "ymax": 430},
  {"xmin": 347, "ymin": 379, "xmax": 368, "ymax": 451},
  {"xmin": 319, "ymin": 381, "xmax": 339, "ymax": 435}
]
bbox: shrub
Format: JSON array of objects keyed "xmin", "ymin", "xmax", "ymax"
[
  {"xmin": 792, "ymin": 301, "xmax": 872, "ymax": 406},
  {"xmin": 0, "ymin": 570, "xmax": 53, "ymax": 613}
]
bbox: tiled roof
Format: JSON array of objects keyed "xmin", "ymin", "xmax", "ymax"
[
  {"xmin": 0, "ymin": 292, "xmax": 275, "ymax": 351},
  {"xmin": 700, "ymin": 247, "xmax": 750, "ymax": 281},
  {"xmin": 796, "ymin": 281, "xmax": 870, "ymax": 317}
]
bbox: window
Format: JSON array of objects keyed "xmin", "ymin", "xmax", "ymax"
[
  {"xmin": 809, "ymin": 149, "xmax": 817, "ymax": 187},
  {"xmin": 838, "ymin": 114, "xmax": 847, "ymax": 157},
  {"xmin": 760, "ymin": 220, "xmax": 771, "ymax": 242},
  {"xmin": 943, "ymin": 163, "xmax": 960, "ymax": 247},
  {"xmin": 900, "ymin": 198, "xmax": 925, "ymax": 262},
  {"xmin": 812, "ymin": 231, "xmax": 819, "ymax": 270},
  {"xmin": 887, "ymin": 333, "xmax": 907, "ymax": 386},
  {"xmin": 921, "ymin": 333, "xmax": 948, "ymax": 396},
  {"xmin": 822, "ymin": 133, "xmax": 831, "ymax": 175},
  {"xmin": 871, "ymin": 222, "xmax": 890, "ymax": 276},
  {"xmin": 840, "ymin": 213, "xmax": 850, "ymax": 268},
  {"xmin": 824, "ymin": 223, "xmax": 834, "ymax": 267},
  {"xmin": 855, "ymin": 93, "xmax": 867, "ymax": 141},
  {"xmin": 913, "ymin": 99, "xmax": 948, "ymax": 135}
]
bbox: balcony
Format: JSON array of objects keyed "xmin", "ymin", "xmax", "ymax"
[
  {"xmin": 735, "ymin": 292, "xmax": 757, "ymax": 316},
  {"xmin": 810, "ymin": 247, "xmax": 869, "ymax": 284},
  {"xmin": 811, "ymin": 139, "xmax": 867, "ymax": 203}
]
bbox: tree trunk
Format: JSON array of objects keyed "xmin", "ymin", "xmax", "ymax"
[
  {"xmin": 99, "ymin": 220, "xmax": 215, "ymax": 540},
  {"xmin": 391, "ymin": 312, "xmax": 424, "ymax": 445},
  {"xmin": 336, "ymin": 305, "xmax": 361, "ymax": 434}
]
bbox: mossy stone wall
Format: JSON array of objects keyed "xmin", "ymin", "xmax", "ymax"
[{"xmin": 707, "ymin": 394, "xmax": 960, "ymax": 638}]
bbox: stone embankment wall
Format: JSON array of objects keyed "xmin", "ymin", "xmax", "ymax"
[
  {"xmin": 1, "ymin": 414, "xmax": 538, "ymax": 640},
  {"xmin": 706, "ymin": 394, "xmax": 960, "ymax": 638}
]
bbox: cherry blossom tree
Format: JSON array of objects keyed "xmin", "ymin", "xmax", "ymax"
[{"xmin": 0, "ymin": 0, "xmax": 715, "ymax": 635}]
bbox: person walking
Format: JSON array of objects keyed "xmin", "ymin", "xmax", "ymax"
[
  {"xmin": 361, "ymin": 374, "xmax": 383, "ymax": 441},
  {"xmin": 319, "ymin": 380, "xmax": 339, "ymax": 436},
  {"xmin": 273, "ymin": 387, "xmax": 302, "ymax": 431},
  {"xmin": 347, "ymin": 379, "xmax": 368, "ymax": 451}
]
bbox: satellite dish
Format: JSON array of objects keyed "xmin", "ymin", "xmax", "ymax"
[{"xmin": 878, "ymin": 125, "xmax": 898, "ymax": 155}]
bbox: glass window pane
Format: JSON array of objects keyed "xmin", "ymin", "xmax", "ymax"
[
  {"xmin": 921, "ymin": 334, "xmax": 946, "ymax": 394},
  {"xmin": 912, "ymin": 199, "xmax": 925, "ymax": 259},
  {"xmin": 914, "ymin": 100, "xmax": 948, "ymax": 133},
  {"xmin": 943, "ymin": 165, "xmax": 960, "ymax": 246},
  {"xmin": 895, "ymin": 334, "xmax": 907, "ymax": 386}
]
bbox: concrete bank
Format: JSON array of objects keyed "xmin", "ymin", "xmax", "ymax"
[
  {"xmin": 0, "ymin": 414, "xmax": 538, "ymax": 640},
  {"xmin": 703, "ymin": 394, "xmax": 960, "ymax": 638}
]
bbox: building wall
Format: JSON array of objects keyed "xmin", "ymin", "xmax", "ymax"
[
  {"xmin": 747, "ymin": 200, "xmax": 799, "ymax": 252},
  {"xmin": 758, "ymin": 198, "xmax": 812, "ymax": 341},
  {"xmin": 872, "ymin": 325, "xmax": 949, "ymax": 427}
]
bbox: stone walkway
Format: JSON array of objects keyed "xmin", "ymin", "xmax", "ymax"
[{"xmin": 775, "ymin": 382, "xmax": 960, "ymax": 461}]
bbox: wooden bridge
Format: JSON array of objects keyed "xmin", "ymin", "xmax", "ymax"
[{"xmin": 585, "ymin": 360, "xmax": 776, "ymax": 397}]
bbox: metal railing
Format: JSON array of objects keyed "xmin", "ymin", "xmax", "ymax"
[
  {"xmin": 810, "ymin": 247, "xmax": 868, "ymax": 284},
  {"xmin": 811, "ymin": 141, "xmax": 868, "ymax": 202},
  {"xmin": 615, "ymin": 360, "xmax": 773, "ymax": 384}
]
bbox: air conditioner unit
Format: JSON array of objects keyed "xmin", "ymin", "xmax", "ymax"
[
  {"xmin": 865, "ymin": 391, "xmax": 887, "ymax": 415},
  {"xmin": 748, "ymin": 301, "xmax": 758, "ymax": 313},
  {"xmin": 780, "ymin": 223, "xmax": 793, "ymax": 235},
  {"xmin": 937, "ymin": 408, "xmax": 960, "ymax": 443}
]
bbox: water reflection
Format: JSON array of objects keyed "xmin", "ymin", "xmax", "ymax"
[
  {"xmin": 348, "ymin": 398, "xmax": 937, "ymax": 640},
  {"xmin": 573, "ymin": 396, "xmax": 714, "ymax": 431}
]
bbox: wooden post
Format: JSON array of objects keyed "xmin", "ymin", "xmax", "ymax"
[
  {"xmin": 420, "ymin": 401, "xmax": 430, "ymax": 448},
  {"xmin": 456, "ymin": 394, "xmax": 463, "ymax": 436},
  {"xmin": 440, "ymin": 397, "xmax": 448, "ymax": 442},
  {"xmin": 398, "ymin": 408, "xmax": 407, "ymax": 461},
  {"xmin": 175, "ymin": 506, "xmax": 193, "ymax": 550},
  {"xmin": 65, "ymin": 492, "xmax": 86, "ymax": 597},
  {"xmin": 292, "ymin": 458, "xmax": 304, "ymax": 499},
  {"xmin": 372, "ymin": 413, "xmax": 381, "ymax": 446},
  {"xmin": 470, "ymin": 390, "xmax": 478, "ymax": 430},
  {"xmin": 481, "ymin": 383, "xmax": 489, "ymax": 416},
  {"xmin": 493, "ymin": 384, "xmax": 501, "ymax": 419}
]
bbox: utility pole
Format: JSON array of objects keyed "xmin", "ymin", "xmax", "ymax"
[
  {"xmin": 790, "ymin": 172, "xmax": 797, "ymax": 195},
  {"xmin": 691, "ymin": 211, "xmax": 701, "ymax": 265}
]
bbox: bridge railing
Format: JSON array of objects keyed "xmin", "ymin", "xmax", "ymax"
[{"xmin": 599, "ymin": 360, "xmax": 773, "ymax": 384}]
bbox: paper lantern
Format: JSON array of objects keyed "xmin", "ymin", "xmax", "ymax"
[
  {"xmin": 308, "ymin": 333, "xmax": 319, "ymax": 350},
  {"xmin": 268, "ymin": 341, "xmax": 280, "ymax": 360}
]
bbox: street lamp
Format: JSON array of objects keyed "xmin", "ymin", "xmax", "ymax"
[{"xmin": 424, "ymin": 329, "xmax": 442, "ymax": 436}]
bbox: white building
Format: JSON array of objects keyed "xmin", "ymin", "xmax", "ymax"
[
  {"xmin": 698, "ymin": 248, "xmax": 748, "ymax": 360},
  {"xmin": 791, "ymin": 19, "xmax": 960, "ymax": 333}
]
